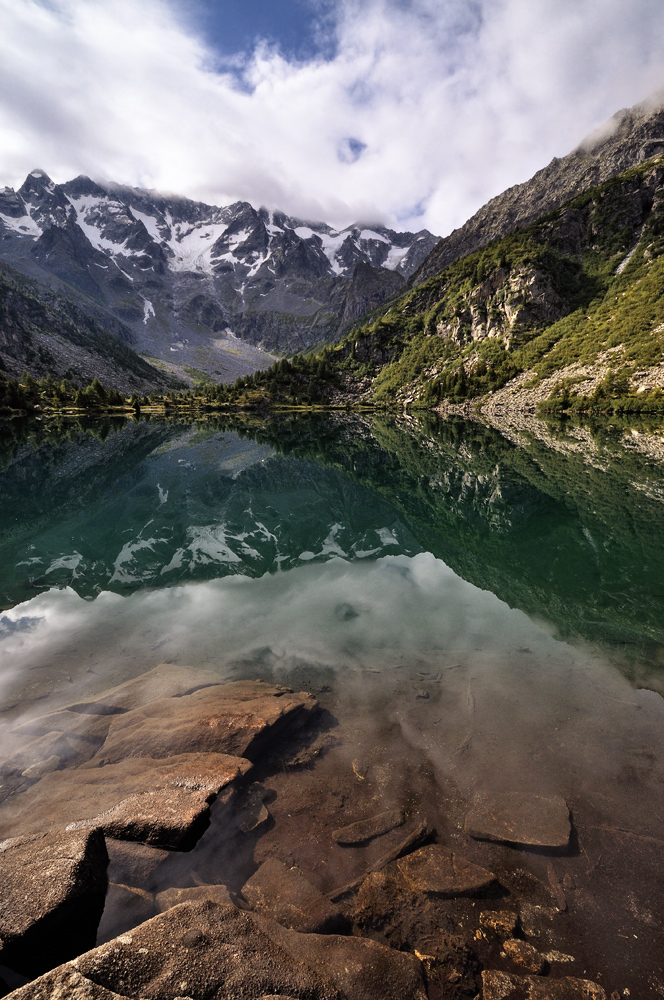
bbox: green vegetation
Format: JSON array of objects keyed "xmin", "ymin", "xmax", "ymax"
[{"xmin": 200, "ymin": 155, "xmax": 664, "ymax": 412}]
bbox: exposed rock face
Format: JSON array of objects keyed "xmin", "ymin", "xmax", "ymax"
[
  {"xmin": 413, "ymin": 90, "xmax": 664, "ymax": 285},
  {"xmin": 8, "ymin": 901, "xmax": 427, "ymax": 1000},
  {"xmin": 0, "ymin": 170, "xmax": 438, "ymax": 368},
  {"xmin": 6, "ymin": 968, "xmax": 133, "ymax": 999},
  {"xmin": 0, "ymin": 260, "xmax": 171, "ymax": 392},
  {"xmin": 0, "ymin": 829, "xmax": 108, "ymax": 976},
  {"xmin": 0, "ymin": 753, "xmax": 251, "ymax": 848},
  {"xmin": 242, "ymin": 858, "xmax": 344, "ymax": 933},
  {"xmin": 464, "ymin": 793, "xmax": 571, "ymax": 850},
  {"xmin": 92, "ymin": 682, "xmax": 318, "ymax": 763}
]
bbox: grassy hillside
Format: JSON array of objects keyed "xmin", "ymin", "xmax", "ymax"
[{"xmin": 215, "ymin": 155, "xmax": 664, "ymax": 414}]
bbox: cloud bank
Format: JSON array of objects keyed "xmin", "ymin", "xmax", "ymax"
[{"xmin": 1, "ymin": 0, "xmax": 664, "ymax": 234}]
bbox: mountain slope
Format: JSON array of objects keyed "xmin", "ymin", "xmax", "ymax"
[
  {"xmin": 0, "ymin": 171, "xmax": 437, "ymax": 373},
  {"xmin": 222, "ymin": 152, "xmax": 664, "ymax": 413},
  {"xmin": 0, "ymin": 260, "xmax": 176, "ymax": 393},
  {"xmin": 412, "ymin": 90, "xmax": 664, "ymax": 286}
]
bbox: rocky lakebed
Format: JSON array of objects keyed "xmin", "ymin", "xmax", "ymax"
[{"xmin": 0, "ymin": 660, "xmax": 648, "ymax": 1000}]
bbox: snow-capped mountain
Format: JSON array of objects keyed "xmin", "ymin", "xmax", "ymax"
[{"xmin": 0, "ymin": 170, "xmax": 438, "ymax": 376}]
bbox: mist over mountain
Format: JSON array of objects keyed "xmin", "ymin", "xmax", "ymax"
[{"xmin": 0, "ymin": 172, "xmax": 437, "ymax": 380}]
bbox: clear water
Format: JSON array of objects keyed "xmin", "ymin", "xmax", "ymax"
[{"xmin": 1, "ymin": 412, "xmax": 664, "ymax": 995}]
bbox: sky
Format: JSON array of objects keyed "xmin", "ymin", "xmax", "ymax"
[{"xmin": 1, "ymin": 0, "xmax": 664, "ymax": 236}]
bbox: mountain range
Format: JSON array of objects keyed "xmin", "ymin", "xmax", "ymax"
[{"xmin": 0, "ymin": 172, "xmax": 437, "ymax": 386}]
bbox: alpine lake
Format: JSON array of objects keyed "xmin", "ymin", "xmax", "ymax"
[{"xmin": 1, "ymin": 410, "xmax": 664, "ymax": 1000}]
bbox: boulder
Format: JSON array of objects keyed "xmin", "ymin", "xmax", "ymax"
[
  {"xmin": 242, "ymin": 858, "xmax": 344, "ymax": 933},
  {"xmin": 97, "ymin": 883, "xmax": 155, "ymax": 942},
  {"xmin": 0, "ymin": 829, "xmax": 108, "ymax": 976},
  {"xmin": 92, "ymin": 682, "xmax": 317, "ymax": 764},
  {"xmin": 396, "ymin": 844, "xmax": 496, "ymax": 896},
  {"xmin": 15, "ymin": 901, "xmax": 426, "ymax": 1000},
  {"xmin": 464, "ymin": 794, "xmax": 571, "ymax": 849},
  {"xmin": 481, "ymin": 970, "xmax": 606, "ymax": 999},
  {"xmin": 503, "ymin": 938, "xmax": 546, "ymax": 974},
  {"xmin": 5, "ymin": 967, "xmax": 133, "ymax": 999},
  {"xmin": 235, "ymin": 782, "xmax": 271, "ymax": 833},
  {"xmin": 332, "ymin": 808, "xmax": 404, "ymax": 845},
  {"xmin": 0, "ymin": 753, "xmax": 251, "ymax": 848},
  {"xmin": 155, "ymin": 884, "xmax": 235, "ymax": 912}
]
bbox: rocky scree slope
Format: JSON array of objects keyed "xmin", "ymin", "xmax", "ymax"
[
  {"xmin": 0, "ymin": 260, "xmax": 175, "ymax": 394},
  {"xmin": 0, "ymin": 171, "xmax": 437, "ymax": 375},
  {"xmin": 238, "ymin": 153, "xmax": 664, "ymax": 412},
  {"xmin": 412, "ymin": 89, "xmax": 664, "ymax": 286}
]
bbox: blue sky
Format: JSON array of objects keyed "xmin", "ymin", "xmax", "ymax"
[
  {"xmin": 192, "ymin": 0, "xmax": 334, "ymax": 61},
  {"xmin": 1, "ymin": 0, "xmax": 664, "ymax": 234}
]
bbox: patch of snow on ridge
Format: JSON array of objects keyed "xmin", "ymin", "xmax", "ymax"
[
  {"xmin": 0, "ymin": 213, "xmax": 41, "ymax": 237},
  {"xmin": 359, "ymin": 229, "xmax": 389, "ymax": 243},
  {"xmin": 385, "ymin": 245, "xmax": 410, "ymax": 270},
  {"xmin": 129, "ymin": 207, "xmax": 165, "ymax": 243},
  {"xmin": 68, "ymin": 195, "xmax": 134, "ymax": 255},
  {"xmin": 163, "ymin": 210, "xmax": 230, "ymax": 274}
]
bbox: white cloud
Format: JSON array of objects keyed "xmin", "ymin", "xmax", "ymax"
[{"xmin": 1, "ymin": 0, "xmax": 663, "ymax": 235}]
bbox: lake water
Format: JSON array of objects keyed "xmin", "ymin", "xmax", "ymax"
[{"xmin": 1, "ymin": 412, "xmax": 664, "ymax": 997}]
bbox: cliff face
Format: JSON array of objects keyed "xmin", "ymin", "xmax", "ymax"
[{"xmin": 412, "ymin": 91, "xmax": 664, "ymax": 287}]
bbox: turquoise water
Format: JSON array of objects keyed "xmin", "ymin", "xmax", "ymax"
[{"xmin": 1, "ymin": 412, "xmax": 664, "ymax": 994}]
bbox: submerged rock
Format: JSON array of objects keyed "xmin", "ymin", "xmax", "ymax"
[
  {"xmin": 242, "ymin": 858, "xmax": 344, "ymax": 933},
  {"xmin": 93, "ymin": 682, "xmax": 318, "ymax": 764},
  {"xmin": 9, "ymin": 900, "xmax": 427, "ymax": 1000},
  {"xmin": 105, "ymin": 838, "xmax": 170, "ymax": 887},
  {"xmin": 479, "ymin": 909, "xmax": 519, "ymax": 939},
  {"xmin": 503, "ymin": 938, "xmax": 546, "ymax": 974},
  {"xmin": 332, "ymin": 808, "xmax": 405, "ymax": 845},
  {"xmin": 0, "ymin": 753, "xmax": 251, "ymax": 848},
  {"xmin": 155, "ymin": 884, "xmax": 235, "ymax": 912},
  {"xmin": 396, "ymin": 843, "xmax": 496, "ymax": 896},
  {"xmin": 97, "ymin": 883, "xmax": 155, "ymax": 942},
  {"xmin": 464, "ymin": 793, "xmax": 571, "ymax": 849},
  {"xmin": 0, "ymin": 829, "xmax": 108, "ymax": 976},
  {"xmin": 481, "ymin": 969, "xmax": 606, "ymax": 999}
]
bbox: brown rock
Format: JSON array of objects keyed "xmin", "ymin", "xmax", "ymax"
[
  {"xmin": 106, "ymin": 838, "xmax": 170, "ymax": 887},
  {"xmin": 503, "ymin": 938, "xmax": 546, "ymax": 974},
  {"xmin": 94, "ymin": 681, "xmax": 318, "ymax": 764},
  {"xmin": 155, "ymin": 884, "xmax": 235, "ymax": 912},
  {"xmin": 332, "ymin": 808, "xmax": 405, "ymax": 845},
  {"xmin": 3, "ymin": 727, "xmax": 100, "ymax": 770},
  {"xmin": 481, "ymin": 969, "xmax": 606, "ymax": 999},
  {"xmin": 67, "ymin": 663, "xmax": 222, "ymax": 714},
  {"xmin": 464, "ymin": 793, "xmax": 571, "ymax": 849},
  {"xmin": 396, "ymin": 843, "xmax": 496, "ymax": 896},
  {"xmin": 97, "ymin": 883, "xmax": 155, "ymax": 942},
  {"xmin": 5, "ymin": 967, "xmax": 133, "ymax": 999},
  {"xmin": 18, "ymin": 901, "xmax": 426, "ymax": 1000},
  {"xmin": 0, "ymin": 753, "xmax": 251, "ymax": 848},
  {"xmin": 242, "ymin": 859, "xmax": 344, "ymax": 933},
  {"xmin": 479, "ymin": 910, "xmax": 519, "ymax": 939},
  {"xmin": 0, "ymin": 829, "xmax": 108, "ymax": 976},
  {"xmin": 235, "ymin": 782, "xmax": 271, "ymax": 833}
]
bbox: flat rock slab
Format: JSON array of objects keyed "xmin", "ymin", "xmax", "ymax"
[
  {"xmin": 465, "ymin": 794, "xmax": 571, "ymax": 849},
  {"xmin": 482, "ymin": 970, "xmax": 606, "ymax": 999},
  {"xmin": 14, "ymin": 901, "xmax": 426, "ymax": 1000},
  {"xmin": 332, "ymin": 808, "xmax": 405, "ymax": 845},
  {"xmin": 396, "ymin": 844, "xmax": 496, "ymax": 897},
  {"xmin": 242, "ymin": 858, "xmax": 344, "ymax": 933},
  {"xmin": 0, "ymin": 753, "xmax": 251, "ymax": 848},
  {"xmin": 106, "ymin": 838, "xmax": 170, "ymax": 887},
  {"xmin": 155, "ymin": 884, "xmax": 234, "ymax": 911},
  {"xmin": 65, "ymin": 663, "xmax": 223, "ymax": 714},
  {"xmin": 0, "ymin": 829, "xmax": 108, "ymax": 976},
  {"xmin": 94, "ymin": 681, "xmax": 318, "ymax": 764},
  {"xmin": 6, "ymin": 968, "xmax": 132, "ymax": 999}
]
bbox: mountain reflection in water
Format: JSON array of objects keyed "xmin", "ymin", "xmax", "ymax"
[{"xmin": 2, "ymin": 412, "xmax": 664, "ymax": 679}]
